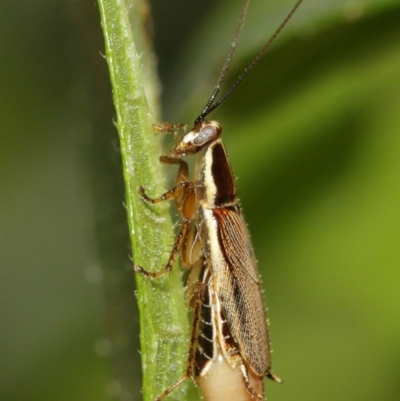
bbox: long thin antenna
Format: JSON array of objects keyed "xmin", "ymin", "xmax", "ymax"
[
  {"xmin": 195, "ymin": 0, "xmax": 303, "ymax": 124},
  {"xmin": 196, "ymin": 0, "xmax": 251, "ymax": 125}
]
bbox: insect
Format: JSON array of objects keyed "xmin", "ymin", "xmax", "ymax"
[{"xmin": 135, "ymin": 0, "xmax": 302, "ymax": 400}]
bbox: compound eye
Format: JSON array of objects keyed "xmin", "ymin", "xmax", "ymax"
[
  {"xmin": 173, "ymin": 121, "xmax": 221, "ymax": 156},
  {"xmin": 193, "ymin": 124, "xmax": 217, "ymax": 146}
]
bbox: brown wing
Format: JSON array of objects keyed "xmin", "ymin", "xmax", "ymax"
[{"xmin": 213, "ymin": 207, "xmax": 271, "ymax": 376}]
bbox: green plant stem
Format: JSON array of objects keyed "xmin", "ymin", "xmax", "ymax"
[{"xmin": 96, "ymin": 1, "xmax": 190, "ymax": 400}]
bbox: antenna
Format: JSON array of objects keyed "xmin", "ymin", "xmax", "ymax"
[
  {"xmin": 194, "ymin": 0, "xmax": 303, "ymax": 124},
  {"xmin": 195, "ymin": 0, "xmax": 250, "ymax": 123}
]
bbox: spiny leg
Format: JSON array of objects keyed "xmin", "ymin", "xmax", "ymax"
[
  {"xmin": 186, "ymin": 279, "xmax": 205, "ymax": 378},
  {"xmin": 154, "ymin": 376, "xmax": 187, "ymax": 401},
  {"xmin": 136, "ymin": 178, "xmax": 197, "ymax": 278},
  {"xmin": 152, "ymin": 122, "xmax": 186, "ymax": 134},
  {"xmin": 154, "ymin": 278, "xmax": 205, "ymax": 401},
  {"xmin": 140, "ymin": 156, "xmax": 194, "ymax": 217},
  {"xmin": 159, "ymin": 156, "xmax": 191, "ymax": 210},
  {"xmin": 138, "ymin": 181, "xmax": 193, "ymax": 205},
  {"xmin": 152, "ymin": 122, "xmax": 187, "ymax": 146},
  {"xmin": 135, "ymin": 218, "xmax": 191, "ymax": 278}
]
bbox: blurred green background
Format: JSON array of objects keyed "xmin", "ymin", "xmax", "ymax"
[{"xmin": 1, "ymin": 0, "xmax": 400, "ymax": 401}]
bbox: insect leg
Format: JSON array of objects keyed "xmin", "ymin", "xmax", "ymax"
[
  {"xmin": 135, "ymin": 217, "xmax": 191, "ymax": 278},
  {"xmin": 136, "ymin": 157, "xmax": 197, "ymax": 278},
  {"xmin": 138, "ymin": 178, "xmax": 192, "ymax": 206},
  {"xmin": 159, "ymin": 156, "xmax": 190, "ymax": 202},
  {"xmin": 186, "ymin": 269, "xmax": 205, "ymax": 378},
  {"xmin": 141, "ymin": 156, "xmax": 193, "ymax": 214},
  {"xmin": 152, "ymin": 122, "xmax": 186, "ymax": 134},
  {"xmin": 154, "ymin": 264, "xmax": 205, "ymax": 401}
]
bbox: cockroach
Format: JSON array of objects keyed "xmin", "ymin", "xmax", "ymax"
[{"xmin": 135, "ymin": 1, "xmax": 302, "ymax": 400}]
